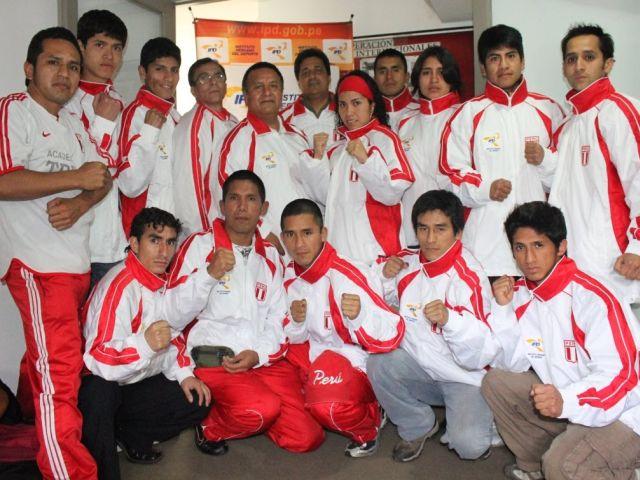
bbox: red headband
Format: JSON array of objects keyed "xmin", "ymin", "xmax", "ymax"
[{"xmin": 337, "ymin": 75, "xmax": 374, "ymax": 101}]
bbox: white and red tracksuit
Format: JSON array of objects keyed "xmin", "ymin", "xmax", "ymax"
[
  {"xmin": 217, "ymin": 113, "xmax": 310, "ymax": 237},
  {"xmin": 489, "ymin": 256, "xmax": 640, "ymax": 432},
  {"xmin": 376, "ymin": 240, "xmax": 498, "ymax": 386},
  {"xmin": 169, "ymin": 218, "xmax": 324, "ymax": 452},
  {"xmin": 548, "ymin": 77, "xmax": 640, "ymax": 301},
  {"xmin": 0, "ymin": 92, "xmax": 106, "ymax": 479},
  {"xmin": 283, "ymin": 242, "xmax": 405, "ymax": 443},
  {"xmin": 439, "ymin": 79, "xmax": 565, "ymax": 276},
  {"xmin": 116, "ymin": 87, "xmax": 180, "ymax": 237},
  {"xmin": 397, "ymin": 92, "xmax": 460, "ymax": 245},
  {"xmin": 65, "ymin": 80, "xmax": 127, "ymax": 264},
  {"xmin": 300, "ymin": 118, "xmax": 415, "ymax": 265},
  {"xmin": 280, "ymin": 95, "xmax": 338, "ymax": 146},
  {"xmin": 82, "ymin": 251, "xmax": 215, "ymax": 385},
  {"xmin": 172, "ymin": 103, "xmax": 237, "ymax": 236},
  {"xmin": 383, "ymin": 87, "xmax": 419, "ymax": 132}
]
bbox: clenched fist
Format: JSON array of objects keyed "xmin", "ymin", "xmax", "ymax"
[
  {"xmin": 207, "ymin": 248, "xmax": 235, "ymax": 279},
  {"xmin": 614, "ymin": 253, "xmax": 640, "ymax": 280},
  {"xmin": 524, "ymin": 141, "xmax": 544, "ymax": 166},
  {"xmin": 76, "ymin": 162, "xmax": 111, "ymax": 191},
  {"xmin": 489, "ymin": 179, "xmax": 512, "ymax": 202},
  {"xmin": 492, "ymin": 275, "xmax": 515, "ymax": 306},
  {"xmin": 346, "ymin": 139, "xmax": 368, "ymax": 164},
  {"xmin": 531, "ymin": 384, "xmax": 563, "ymax": 418},
  {"xmin": 382, "ymin": 256, "xmax": 408, "ymax": 279},
  {"xmin": 341, "ymin": 293, "xmax": 361, "ymax": 320},
  {"xmin": 144, "ymin": 108, "xmax": 166, "ymax": 129},
  {"xmin": 423, "ymin": 300, "xmax": 448, "ymax": 327},
  {"xmin": 144, "ymin": 320, "xmax": 171, "ymax": 352},
  {"xmin": 290, "ymin": 299, "xmax": 307, "ymax": 323},
  {"xmin": 93, "ymin": 93, "xmax": 122, "ymax": 121},
  {"xmin": 313, "ymin": 132, "xmax": 329, "ymax": 159}
]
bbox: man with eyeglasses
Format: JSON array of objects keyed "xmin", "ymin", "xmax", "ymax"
[{"xmin": 173, "ymin": 58, "xmax": 237, "ymax": 236}]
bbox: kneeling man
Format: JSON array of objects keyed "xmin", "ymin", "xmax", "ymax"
[
  {"xmin": 483, "ymin": 201, "xmax": 640, "ymax": 480},
  {"xmin": 368, "ymin": 190, "xmax": 498, "ymax": 462}
]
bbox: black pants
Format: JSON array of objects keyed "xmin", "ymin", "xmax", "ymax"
[{"xmin": 78, "ymin": 374, "xmax": 209, "ymax": 480}]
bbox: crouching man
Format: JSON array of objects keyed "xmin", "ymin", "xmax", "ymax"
[
  {"xmin": 482, "ymin": 201, "xmax": 640, "ymax": 480},
  {"xmin": 368, "ymin": 190, "xmax": 499, "ymax": 462},
  {"xmin": 281, "ymin": 199, "xmax": 405, "ymax": 457},
  {"xmin": 80, "ymin": 208, "xmax": 216, "ymax": 480}
]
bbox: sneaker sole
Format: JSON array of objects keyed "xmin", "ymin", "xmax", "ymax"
[
  {"xmin": 345, "ymin": 444, "xmax": 378, "ymax": 458},
  {"xmin": 393, "ymin": 420, "xmax": 441, "ymax": 463}
]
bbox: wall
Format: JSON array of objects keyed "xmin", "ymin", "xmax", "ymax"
[
  {"xmin": 491, "ymin": 0, "xmax": 639, "ymax": 103},
  {"xmin": 175, "ymin": 0, "xmax": 470, "ymax": 112}
]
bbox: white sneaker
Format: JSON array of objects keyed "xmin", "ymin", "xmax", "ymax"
[{"xmin": 345, "ymin": 438, "xmax": 378, "ymax": 458}]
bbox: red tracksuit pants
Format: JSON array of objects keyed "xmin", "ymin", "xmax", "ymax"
[
  {"xmin": 195, "ymin": 359, "xmax": 324, "ymax": 452},
  {"xmin": 5, "ymin": 261, "xmax": 97, "ymax": 480},
  {"xmin": 286, "ymin": 343, "xmax": 381, "ymax": 444}
]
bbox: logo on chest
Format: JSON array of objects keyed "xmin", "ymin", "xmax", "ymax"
[
  {"xmin": 401, "ymin": 135, "xmax": 414, "ymax": 152},
  {"xmin": 324, "ymin": 311, "xmax": 332, "ymax": 330},
  {"xmin": 564, "ymin": 340, "xmax": 577, "ymax": 363},
  {"xmin": 262, "ymin": 151, "xmax": 277, "ymax": 169},
  {"xmin": 216, "ymin": 274, "xmax": 231, "ymax": 294},
  {"xmin": 158, "ymin": 143, "xmax": 168, "ymax": 158},
  {"xmin": 580, "ymin": 145, "xmax": 590, "ymax": 166},
  {"xmin": 404, "ymin": 303, "xmax": 421, "ymax": 323},
  {"xmin": 482, "ymin": 132, "xmax": 501, "ymax": 152},
  {"xmin": 349, "ymin": 168, "xmax": 359, "ymax": 182},
  {"xmin": 255, "ymin": 282, "xmax": 267, "ymax": 301}
]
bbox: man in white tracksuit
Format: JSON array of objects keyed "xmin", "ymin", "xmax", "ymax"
[
  {"xmin": 173, "ymin": 58, "xmax": 237, "ymax": 236},
  {"xmin": 439, "ymin": 24, "xmax": 564, "ymax": 278},
  {"xmin": 483, "ymin": 201, "xmax": 640, "ymax": 480},
  {"xmin": 548, "ymin": 24, "xmax": 640, "ymax": 302}
]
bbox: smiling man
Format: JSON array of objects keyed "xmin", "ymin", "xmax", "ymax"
[
  {"xmin": 482, "ymin": 201, "xmax": 640, "ymax": 480},
  {"xmin": 116, "ymin": 37, "xmax": 182, "ymax": 237},
  {"xmin": 173, "ymin": 58, "xmax": 238, "ymax": 237},
  {"xmin": 368, "ymin": 190, "xmax": 499, "ymax": 463},
  {"xmin": 439, "ymin": 25, "xmax": 565, "ymax": 282},
  {"xmin": 548, "ymin": 24, "xmax": 640, "ymax": 302}
]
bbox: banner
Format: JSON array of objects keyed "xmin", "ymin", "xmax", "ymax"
[
  {"xmin": 354, "ymin": 28, "xmax": 474, "ymax": 100},
  {"xmin": 195, "ymin": 19, "xmax": 354, "ymax": 120}
]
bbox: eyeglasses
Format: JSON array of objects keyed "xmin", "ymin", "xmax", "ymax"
[{"xmin": 196, "ymin": 72, "xmax": 226, "ymax": 85}]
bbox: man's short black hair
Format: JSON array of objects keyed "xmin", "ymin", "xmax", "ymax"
[
  {"xmin": 373, "ymin": 48, "xmax": 408, "ymax": 73},
  {"xmin": 477, "ymin": 24, "xmax": 524, "ymax": 64},
  {"xmin": 294, "ymin": 48, "xmax": 330, "ymax": 80},
  {"xmin": 411, "ymin": 190, "xmax": 465, "ymax": 235},
  {"xmin": 188, "ymin": 58, "xmax": 226, "ymax": 87},
  {"xmin": 77, "ymin": 9, "xmax": 128, "ymax": 47},
  {"xmin": 26, "ymin": 27, "xmax": 82, "ymax": 87},
  {"xmin": 242, "ymin": 62, "xmax": 283, "ymax": 93},
  {"xmin": 561, "ymin": 23, "xmax": 614, "ymax": 61},
  {"xmin": 281, "ymin": 199, "xmax": 324, "ymax": 231},
  {"xmin": 140, "ymin": 37, "xmax": 181, "ymax": 70},
  {"xmin": 410, "ymin": 46, "xmax": 462, "ymax": 96},
  {"xmin": 504, "ymin": 201, "xmax": 567, "ymax": 249},
  {"xmin": 222, "ymin": 170, "xmax": 266, "ymax": 203},
  {"xmin": 128, "ymin": 207, "xmax": 182, "ymax": 242}
]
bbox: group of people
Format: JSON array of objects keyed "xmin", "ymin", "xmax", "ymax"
[{"xmin": 0, "ymin": 7, "xmax": 639, "ymax": 480}]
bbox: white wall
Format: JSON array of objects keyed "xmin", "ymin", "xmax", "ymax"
[
  {"xmin": 175, "ymin": 0, "xmax": 470, "ymax": 112},
  {"xmin": 0, "ymin": 0, "xmax": 58, "ymax": 391},
  {"xmin": 491, "ymin": 0, "xmax": 640, "ymax": 103}
]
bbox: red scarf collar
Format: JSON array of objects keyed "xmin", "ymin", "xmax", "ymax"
[
  {"xmin": 199, "ymin": 102, "xmax": 232, "ymax": 121},
  {"xmin": 566, "ymin": 77, "xmax": 615, "ymax": 114},
  {"xmin": 125, "ymin": 251, "xmax": 167, "ymax": 292},
  {"xmin": 419, "ymin": 240, "xmax": 462, "ymax": 277},
  {"xmin": 419, "ymin": 92, "xmax": 461, "ymax": 115},
  {"xmin": 484, "ymin": 77, "xmax": 528, "ymax": 107},
  {"xmin": 523, "ymin": 256, "xmax": 577, "ymax": 301},
  {"xmin": 337, "ymin": 117, "xmax": 380, "ymax": 140},
  {"xmin": 383, "ymin": 87, "xmax": 416, "ymax": 112},
  {"xmin": 135, "ymin": 87, "xmax": 174, "ymax": 116},
  {"xmin": 293, "ymin": 242, "xmax": 337, "ymax": 284},
  {"xmin": 211, "ymin": 218, "xmax": 269, "ymax": 259},
  {"xmin": 79, "ymin": 79, "xmax": 113, "ymax": 96}
]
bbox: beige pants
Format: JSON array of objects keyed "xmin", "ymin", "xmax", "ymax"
[{"xmin": 481, "ymin": 369, "xmax": 640, "ymax": 480}]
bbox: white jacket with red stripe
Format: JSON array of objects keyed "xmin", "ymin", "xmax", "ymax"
[
  {"xmin": 376, "ymin": 241, "xmax": 498, "ymax": 386},
  {"xmin": 280, "ymin": 95, "xmax": 338, "ymax": 147},
  {"xmin": 217, "ymin": 113, "xmax": 310, "ymax": 237},
  {"xmin": 116, "ymin": 87, "xmax": 181, "ymax": 237},
  {"xmin": 383, "ymin": 87, "xmax": 420, "ymax": 132},
  {"xmin": 172, "ymin": 103, "xmax": 237, "ymax": 237},
  {"xmin": 397, "ymin": 93, "xmax": 460, "ymax": 245},
  {"xmin": 439, "ymin": 79, "xmax": 565, "ymax": 276},
  {"xmin": 65, "ymin": 80, "xmax": 127, "ymax": 263},
  {"xmin": 83, "ymin": 252, "xmax": 215, "ymax": 385},
  {"xmin": 284, "ymin": 242, "xmax": 405, "ymax": 372},
  {"xmin": 300, "ymin": 118, "xmax": 415, "ymax": 265},
  {"xmin": 548, "ymin": 78, "xmax": 640, "ymax": 301},
  {"xmin": 489, "ymin": 256, "xmax": 640, "ymax": 432},
  {"xmin": 169, "ymin": 219, "xmax": 289, "ymax": 368}
]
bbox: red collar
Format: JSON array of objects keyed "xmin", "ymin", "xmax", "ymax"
[
  {"xmin": 524, "ymin": 256, "xmax": 577, "ymax": 301},
  {"xmin": 383, "ymin": 87, "xmax": 416, "ymax": 112},
  {"xmin": 211, "ymin": 217, "xmax": 268, "ymax": 258},
  {"xmin": 199, "ymin": 102, "xmax": 232, "ymax": 121},
  {"xmin": 420, "ymin": 240, "xmax": 462, "ymax": 277},
  {"xmin": 136, "ymin": 87, "xmax": 174, "ymax": 116},
  {"xmin": 246, "ymin": 112, "xmax": 278, "ymax": 135},
  {"xmin": 294, "ymin": 242, "xmax": 337, "ymax": 284},
  {"xmin": 484, "ymin": 77, "xmax": 528, "ymax": 106},
  {"xmin": 337, "ymin": 117, "xmax": 380, "ymax": 140},
  {"xmin": 566, "ymin": 77, "xmax": 615, "ymax": 114},
  {"xmin": 419, "ymin": 92, "xmax": 461, "ymax": 115},
  {"xmin": 295, "ymin": 93, "xmax": 336, "ymax": 116},
  {"xmin": 79, "ymin": 79, "xmax": 112, "ymax": 96},
  {"xmin": 125, "ymin": 251, "xmax": 167, "ymax": 292}
]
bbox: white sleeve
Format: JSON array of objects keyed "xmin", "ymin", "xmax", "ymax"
[
  {"xmin": 0, "ymin": 99, "xmax": 32, "ymax": 174},
  {"xmin": 486, "ymin": 300, "xmax": 531, "ymax": 372},
  {"xmin": 298, "ymin": 149, "xmax": 330, "ymax": 205},
  {"xmin": 161, "ymin": 267, "xmax": 215, "ymax": 331},
  {"xmin": 162, "ymin": 335, "xmax": 194, "ymax": 384}
]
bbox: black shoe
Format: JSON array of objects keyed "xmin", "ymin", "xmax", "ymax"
[
  {"xmin": 116, "ymin": 439, "xmax": 163, "ymax": 464},
  {"xmin": 195, "ymin": 425, "xmax": 229, "ymax": 456}
]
